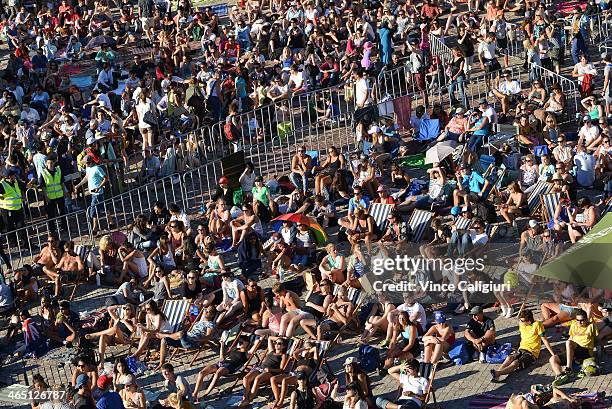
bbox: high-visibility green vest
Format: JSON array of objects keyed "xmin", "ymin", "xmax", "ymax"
[
  {"xmin": 0, "ymin": 180, "xmax": 22, "ymax": 211},
  {"xmin": 41, "ymin": 168, "xmax": 63, "ymax": 200}
]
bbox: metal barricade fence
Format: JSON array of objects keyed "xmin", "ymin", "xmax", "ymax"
[
  {"xmin": 590, "ymin": 13, "xmax": 612, "ymax": 43},
  {"xmin": 181, "ymin": 160, "xmax": 225, "ymax": 212},
  {"xmin": 507, "ymin": 23, "xmax": 527, "ymax": 58},
  {"xmin": 529, "ymin": 63, "xmax": 579, "ymax": 123},
  {"xmin": 87, "ymin": 173, "xmax": 186, "ymax": 235}
]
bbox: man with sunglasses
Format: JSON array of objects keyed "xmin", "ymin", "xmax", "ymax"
[
  {"xmin": 549, "ymin": 308, "xmax": 598, "ymax": 385},
  {"xmin": 491, "ymin": 70, "xmax": 521, "ymax": 120},
  {"xmin": 290, "ymin": 146, "xmax": 313, "ymax": 196},
  {"xmin": 491, "ymin": 310, "xmax": 555, "ymax": 382},
  {"xmin": 464, "ymin": 306, "xmax": 496, "ymax": 362}
]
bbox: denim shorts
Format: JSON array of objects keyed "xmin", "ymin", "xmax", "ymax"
[{"xmin": 88, "ymin": 190, "xmax": 105, "ymax": 219}]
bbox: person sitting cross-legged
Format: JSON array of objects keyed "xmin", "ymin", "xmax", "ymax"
[
  {"xmin": 549, "ymin": 308, "xmax": 599, "ymax": 386},
  {"xmin": 464, "ymin": 306, "xmax": 496, "ymax": 363}
]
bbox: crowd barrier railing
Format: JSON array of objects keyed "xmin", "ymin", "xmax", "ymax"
[{"xmin": 528, "ymin": 63, "xmax": 579, "ymax": 122}]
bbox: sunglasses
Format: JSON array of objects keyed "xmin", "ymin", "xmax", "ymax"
[{"xmin": 187, "ymin": 276, "xmax": 196, "ymax": 279}]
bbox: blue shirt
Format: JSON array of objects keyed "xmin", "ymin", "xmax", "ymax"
[
  {"xmin": 97, "ymin": 391, "xmax": 125, "ymax": 409},
  {"xmin": 86, "ymin": 165, "xmax": 107, "ymax": 192},
  {"xmin": 462, "ymin": 171, "xmax": 485, "ymax": 194},
  {"xmin": 348, "ymin": 196, "xmax": 370, "ymax": 214}
]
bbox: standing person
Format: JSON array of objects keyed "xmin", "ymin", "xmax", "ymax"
[
  {"xmin": 96, "ymin": 374, "xmax": 125, "ymax": 409},
  {"xmin": 135, "ymin": 93, "xmax": 157, "ymax": 152},
  {"xmin": 75, "ymin": 157, "xmax": 109, "ymax": 235},
  {"xmin": 0, "ymin": 169, "xmax": 26, "ymax": 246},
  {"xmin": 377, "ymin": 21, "xmax": 393, "ymax": 66},
  {"xmin": 37, "ymin": 155, "xmax": 67, "ymax": 230},
  {"xmin": 602, "ymin": 53, "xmax": 612, "ymax": 117},
  {"xmin": 478, "ymin": 33, "xmax": 500, "ymax": 88},
  {"xmin": 567, "ymin": 6, "xmax": 590, "ymax": 64},
  {"xmin": 448, "ymin": 47, "xmax": 467, "ymax": 108}
]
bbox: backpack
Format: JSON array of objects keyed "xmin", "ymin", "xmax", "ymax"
[
  {"xmin": 474, "ymin": 201, "xmax": 496, "ymax": 224},
  {"xmin": 358, "ymin": 345, "xmax": 381, "ymax": 372},
  {"xmin": 448, "ymin": 340, "xmax": 470, "ymax": 366},
  {"xmin": 485, "ymin": 342, "xmax": 512, "ymax": 364},
  {"xmin": 224, "ymin": 121, "xmax": 239, "ymax": 142}
]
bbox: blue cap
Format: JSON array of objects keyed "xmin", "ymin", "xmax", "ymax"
[
  {"xmin": 434, "ymin": 311, "xmax": 446, "ymax": 323},
  {"xmin": 451, "ymin": 206, "xmax": 461, "ymax": 217},
  {"xmin": 75, "ymin": 373, "xmax": 89, "ymax": 388}
]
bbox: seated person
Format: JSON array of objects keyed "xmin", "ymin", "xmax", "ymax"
[
  {"xmin": 492, "ymin": 71, "xmax": 522, "ymax": 118},
  {"xmin": 491, "ymin": 310, "xmax": 555, "ymax": 382},
  {"xmin": 85, "ymin": 303, "xmax": 137, "ymax": 367},
  {"xmin": 118, "ymin": 242, "xmax": 148, "ymax": 283},
  {"xmin": 216, "ymin": 271, "xmax": 245, "ymax": 325},
  {"xmin": 208, "ymin": 199, "xmax": 231, "ymax": 240},
  {"xmin": 347, "ymin": 208, "xmax": 378, "ymax": 254},
  {"xmin": 318, "ymin": 244, "xmax": 346, "ymax": 284},
  {"xmin": 423, "ymin": 311, "xmax": 455, "ymax": 364},
  {"xmin": 499, "ymin": 181, "xmax": 527, "ymax": 225},
  {"xmin": 383, "ymin": 311, "xmax": 422, "ymax": 369},
  {"xmin": 270, "ymin": 340, "xmax": 320, "ymax": 409},
  {"xmin": 464, "ymin": 306, "xmax": 496, "ymax": 363},
  {"xmin": 376, "ymin": 359, "xmax": 428, "ymax": 409},
  {"xmin": 230, "ymin": 203, "xmax": 264, "ymax": 250},
  {"xmin": 339, "ymin": 186, "xmax": 370, "ymax": 230},
  {"xmin": 316, "ymin": 285, "xmax": 355, "ymax": 340},
  {"xmin": 452, "ymin": 164, "xmax": 485, "ymax": 211},
  {"xmin": 33, "ymin": 233, "xmax": 62, "ymax": 279},
  {"xmin": 446, "ymin": 220, "xmax": 489, "ymax": 257},
  {"xmin": 550, "ymin": 308, "xmax": 598, "ymax": 385},
  {"xmin": 55, "ymin": 300, "xmax": 79, "ymax": 346},
  {"xmin": 299, "ymin": 279, "xmax": 335, "ymax": 338},
  {"xmin": 515, "ymin": 114, "xmax": 542, "ymax": 148},
  {"xmin": 312, "ymin": 194, "xmax": 338, "ymax": 228},
  {"xmin": 55, "ymin": 241, "xmax": 85, "ymax": 299},
  {"xmin": 157, "ymin": 306, "xmax": 217, "ymax": 369},
  {"xmin": 436, "ymin": 107, "xmax": 468, "ymax": 142},
  {"xmin": 239, "ymin": 337, "xmax": 288, "ymax": 407},
  {"xmin": 192, "ymin": 336, "xmax": 252, "ymax": 402}
]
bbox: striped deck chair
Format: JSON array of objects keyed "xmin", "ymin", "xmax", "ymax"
[
  {"xmin": 369, "ymin": 203, "xmax": 394, "ymax": 234},
  {"xmin": 167, "ymin": 308, "xmax": 216, "ymax": 366},
  {"xmin": 453, "ymin": 216, "xmax": 472, "ymax": 230},
  {"xmin": 395, "ymin": 362, "xmax": 440, "ymax": 409},
  {"xmin": 331, "ymin": 290, "xmax": 368, "ymax": 345},
  {"xmin": 601, "ymin": 198, "xmax": 612, "ymax": 217},
  {"xmin": 527, "ymin": 180, "xmax": 553, "ymax": 216},
  {"xmin": 162, "ymin": 299, "xmax": 191, "ymax": 333},
  {"xmin": 540, "ymin": 192, "xmax": 561, "ymax": 225},
  {"xmin": 217, "ymin": 335, "xmax": 266, "ymax": 396},
  {"xmin": 408, "ymin": 209, "xmax": 433, "ymax": 242}
]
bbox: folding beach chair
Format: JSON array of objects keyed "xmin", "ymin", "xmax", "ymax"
[
  {"xmin": 453, "ymin": 216, "xmax": 473, "ymax": 231},
  {"xmin": 527, "ymin": 180, "xmax": 553, "ymax": 216},
  {"xmin": 600, "ymin": 197, "xmax": 612, "ymax": 217},
  {"xmin": 167, "ymin": 308, "xmax": 217, "ymax": 366},
  {"xmin": 540, "ymin": 192, "xmax": 561, "ymax": 225},
  {"xmin": 217, "ymin": 334, "xmax": 267, "ymax": 396},
  {"xmin": 394, "ymin": 362, "xmax": 440, "ymax": 409},
  {"xmin": 331, "ymin": 290, "xmax": 368, "ymax": 345},
  {"xmin": 368, "ymin": 203, "xmax": 394, "ymax": 234},
  {"xmin": 408, "ymin": 209, "xmax": 434, "ymax": 242}
]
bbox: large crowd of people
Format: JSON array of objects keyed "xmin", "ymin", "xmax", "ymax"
[{"xmin": 0, "ymin": 0, "xmax": 610, "ymax": 407}]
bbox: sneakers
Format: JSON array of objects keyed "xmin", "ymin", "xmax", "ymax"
[
  {"xmin": 505, "ymin": 306, "xmax": 514, "ymax": 318},
  {"xmin": 479, "ymin": 352, "xmax": 486, "ymax": 363},
  {"xmin": 552, "ymin": 371, "xmax": 572, "ymax": 386}
]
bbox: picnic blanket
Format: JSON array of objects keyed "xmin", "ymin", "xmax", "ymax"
[{"xmin": 468, "ymin": 392, "xmax": 604, "ymax": 409}]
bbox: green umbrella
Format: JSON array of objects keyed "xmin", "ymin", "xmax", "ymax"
[{"xmin": 534, "ymin": 213, "xmax": 612, "ymax": 290}]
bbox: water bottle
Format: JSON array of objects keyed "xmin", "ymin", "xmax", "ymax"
[
  {"xmin": 95, "ymin": 272, "xmax": 101, "ymax": 286},
  {"xmin": 278, "ymin": 268, "xmax": 286, "ymax": 282}
]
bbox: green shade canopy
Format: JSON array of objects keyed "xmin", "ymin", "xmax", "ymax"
[{"xmin": 534, "ymin": 213, "xmax": 612, "ymax": 290}]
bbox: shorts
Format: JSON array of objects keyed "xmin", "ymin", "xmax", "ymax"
[
  {"xmin": 559, "ymin": 304, "xmax": 577, "ymax": 318},
  {"xmin": 320, "ymin": 319, "xmax": 341, "ymax": 332},
  {"xmin": 510, "ymin": 349, "xmax": 536, "ymax": 370},
  {"xmin": 217, "ymin": 361, "xmax": 241, "ymax": 373},
  {"xmin": 291, "ymin": 254, "xmax": 309, "ymax": 266},
  {"xmin": 496, "ymin": 37, "xmax": 508, "ymax": 53},
  {"xmin": 484, "ymin": 58, "xmax": 501, "ymax": 73},
  {"xmin": 573, "ymin": 344, "xmax": 592, "ymax": 362},
  {"xmin": 59, "ymin": 270, "xmax": 78, "ymax": 282}
]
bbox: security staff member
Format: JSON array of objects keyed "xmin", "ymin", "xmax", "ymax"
[
  {"xmin": 0, "ymin": 168, "xmax": 26, "ymax": 245},
  {"xmin": 38, "ymin": 155, "xmax": 67, "ymax": 229}
]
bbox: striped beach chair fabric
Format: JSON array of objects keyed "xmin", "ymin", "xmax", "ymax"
[
  {"xmin": 540, "ymin": 192, "xmax": 561, "ymax": 224},
  {"xmin": 162, "ymin": 299, "xmax": 191, "ymax": 333},
  {"xmin": 368, "ymin": 203, "xmax": 394, "ymax": 234},
  {"xmin": 409, "ymin": 209, "xmax": 433, "ymax": 242},
  {"xmin": 527, "ymin": 180, "xmax": 553, "ymax": 215},
  {"xmin": 453, "ymin": 216, "xmax": 472, "ymax": 230}
]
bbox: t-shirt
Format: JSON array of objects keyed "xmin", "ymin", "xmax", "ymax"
[
  {"xmin": 348, "ymin": 196, "xmax": 370, "ymax": 214},
  {"xmin": 86, "ymin": 165, "xmax": 106, "ymax": 192},
  {"xmin": 568, "ymin": 320, "xmax": 598, "ymax": 353},
  {"xmin": 397, "ymin": 303, "xmax": 427, "ymax": 332},
  {"xmin": 574, "ymin": 152, "xmax": 595, "ymax": 187},
  {"xmin": 399, "ymin": 373, "xmax": 428, "ymax": 407},
  {"xmin": 519, "ymin": 320, "xmax": 545, "ymax": 358},
  {"xmin": 466, "ymin": 316, "xmax": 495, "ymax": 338},
  {"xmin": 96, "ymin": 391, "xmax": 125, "ymax": 409},
  {"xmin": 222, "ymin": 278, "xmax": 245, "ymax": 301},
  {"xmin": 478, "ymin": 41, "xmax": 496, "ymax": 60},
  {"xmin": 462, "ymin": 171, "xmax": 485, "ymax": 194},
  {"xmin": 164, "ymin": 375, "xmax": 193, "ymax": 402}
]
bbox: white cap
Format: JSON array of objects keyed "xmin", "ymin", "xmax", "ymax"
[
  {"xmin": 368, "ymin": 125, "xmax": 381, "ymax": 134},
  {"xmin": 528, "ymin": 220, "xmax": 538, "ymax": 228},
  {"xmin": 161, "ymin": 79, "xmax": 171, "ymax": 90},
  {"xmin": 456, "ymin": 107, "xmax": 465, "ymax": 114}
]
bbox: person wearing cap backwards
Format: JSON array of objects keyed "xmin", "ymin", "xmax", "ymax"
[
  {"xmin": 72, "ymin": 373, "xmax": 95, "ymax": 409},
  {"xmin": 464, "ymin": 305, "xmax": 496, "ymax": 363},
  {"xmin": 37, "ymin": 154, "xmax": 67, "ymax": 229},
  {"xmin": 376, "ymin": 358, "xmax": 428, "ymax": 409},
  {"xmin": 95, "ymin": 374, "xmax": 125, "ymax": 409},
  {"xmin": 422, "ymin": 311, "xmax": 456, "ymax": 364},
  {"xmin": 491, "ymin": 309, "xmax": 555, "ymax": 382},
  {"xmin": 0, "ymin": 168, "xmax": 27, "ymax": 244}
]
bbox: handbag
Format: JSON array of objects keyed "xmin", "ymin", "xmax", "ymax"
[{"xmin": 143, "ymin": 110, "xmax": 158, "ymax": 128}]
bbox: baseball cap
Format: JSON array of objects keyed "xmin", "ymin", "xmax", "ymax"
[
  {"xmin": 218, "ymin": 176, "xmax": 229, "ymax": 185},
  {"xmin": 479, "ymin": 98, "xmax": 488, "ymax": 105},
  {"xmin": 583, "ymin": 115, "xmax": 591, "ymax": 122},
  {"xmin": 470, "ymin": 306, "xmax": 483, "ymax": 315},
  {"xmin": 455, "ymin": 107, "xmax": 465, "ymax": 114},
  {"xmin": 434, "ymin": 311, "xmax": 446, "ymax": 323},
  {"xmin": 377, "ymin": 185, "xmax": 386, "ymax": 192},
  {"xmin": 97, "ymin": 374, "xmax": 112, "ymax": 389},
  {"xmin": 528, "ymin": 219, "xmax": 538, "ymax": 228},
  {"xmin": 344, "ymin": 357, "xmax": 358, "ymax": 366},
  {"xmin": 75, "ymin": 374, "xmax": 90, "ymax": 389}
]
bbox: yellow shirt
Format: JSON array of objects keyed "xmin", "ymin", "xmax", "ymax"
[
  {"xmin": 568, "ymin": 320, "xmax": 598, "ymax": 353},
  {"xmin": 519, "ymin": 320, "xmax": 545, "ymax": 358}
]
